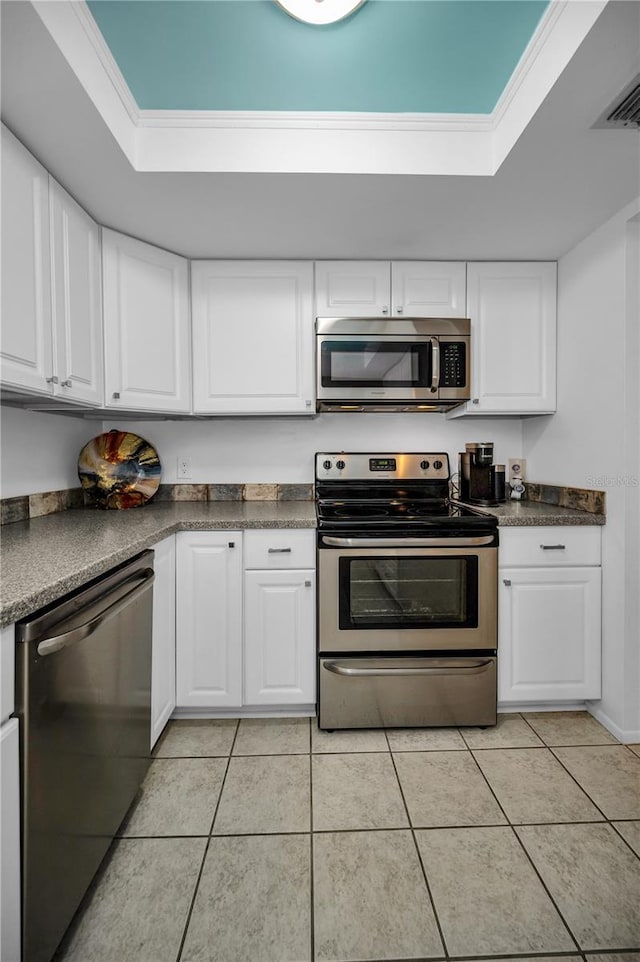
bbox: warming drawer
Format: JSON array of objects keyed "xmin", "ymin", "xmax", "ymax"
[{"xmin": 318, "ymin": 655, "xmax": 497, "ymax": 729}]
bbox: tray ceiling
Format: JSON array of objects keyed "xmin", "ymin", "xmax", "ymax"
[{"xmin": 85, "ymin": 0, "xmax": 549, "ymax": 114}]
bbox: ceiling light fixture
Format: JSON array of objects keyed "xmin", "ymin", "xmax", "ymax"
[{"xmin": 275, "ymin": 0, "xmax": 366, "ymax": 26}]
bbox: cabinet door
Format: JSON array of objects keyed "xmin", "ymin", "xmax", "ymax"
[
  {"xmin": 103, "ymin": 229, "xmax": 191, "ymax": 412},
  {"xmin": 461, "ymin": 262, "xmax": 556, "ymax": 414},
  {"xmin": 176, "ymin": 532, "xmax": 242, "ymax": 708},
  {"xmin": 391, "ymin": 262, "xmax": 466, "ymax": 317},
  {"xmin": 498, "ymin": 566, "xmax": 601, "ymax": 703},
  {"xmin": 244, "ymin": 569, "xmax": 315, "ymax": 706},
  {"xmin": 151, "ymin": 536, "xmax": 176, "ymax": 747},
  {"xmin": 50, "ymin": 180, "xmax": 103, "ymax": 405},
  {"xmin": 192, "ymin": 261, "xmax": 314, "ymax": 414},
  {"xmin": 315, "ymin": 261, "xmax": 391, "ymax": 317},
  {"xmin": 1, "ymin": 719, "xmax": 21, "ymax": 962},
  {"xmin": 1, "ymin": 127, "xmax": 53, "ymax": 395}
]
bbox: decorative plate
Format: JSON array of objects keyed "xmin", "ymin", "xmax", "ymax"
[{"xmin": 78, "ymin": 430, "xmax": 162, "ymax": 510}]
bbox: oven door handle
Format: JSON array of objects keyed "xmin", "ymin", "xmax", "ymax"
[
  {"xmin": 323, "ymin": 659, "xmax": 494, "ymax": 677},
  {"xmin": 320, "ymin": 535, "xmax": 495, "ymax": 548}
]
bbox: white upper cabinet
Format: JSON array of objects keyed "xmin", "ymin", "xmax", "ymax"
[
  {"xmin": 1, "ymin": 127, "xmax": 53, "ymax": 394},
  {"xmin": 390, "ymin": 262, "xmax": 467, "ymax": 317},
  {"xmin": 315, "ymin": 261, "xmax": 391, "ymax": 316},
  {"xmin": 191, "ymin": 261, "xmax": 314, "ymax": 414},
  {"xmin": 450, "ymin": 261, "xmax": 557, "ymax": 416},
  {"xmin": 102, "ymin": 229, "xmax": 191, "ymax": 412},
  {"xmin": 315, "ymin": 261, "xmax": 467, "ymax": 318},
  {"xmin": 49, "ymin": 180, "xmax": 103, "ymax": 405}
]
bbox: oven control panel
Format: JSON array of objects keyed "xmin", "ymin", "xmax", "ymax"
[{"xmin": 316, "ymin": 453, "xmax": 450, "ymax": 481}]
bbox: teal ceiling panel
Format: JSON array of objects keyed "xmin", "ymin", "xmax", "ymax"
[{"xmin": 87, "ymin": 0, "xmax": 549, "ymax": 114}]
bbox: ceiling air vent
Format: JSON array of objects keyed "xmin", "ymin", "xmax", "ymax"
[{"xmin": 594, "ymin": 74, "xmax": 640, "ymax": 130}]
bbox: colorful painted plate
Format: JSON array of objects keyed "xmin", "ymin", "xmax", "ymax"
[{"xmin": 78, "ymin": 430, "xmax": 162, "ymax": 510}]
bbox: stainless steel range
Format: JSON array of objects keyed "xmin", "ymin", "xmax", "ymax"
[{"xmin": 315, "ymin": 452, "xmax": 498, "ymax": 729}]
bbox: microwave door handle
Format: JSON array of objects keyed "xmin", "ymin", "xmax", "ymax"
[{"xmin": 430, "ymin": 338, "xmax": 440, "ymax": 393}]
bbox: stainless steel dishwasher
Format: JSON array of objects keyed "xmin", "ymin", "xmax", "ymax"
[{"xmin": 15, "ymin": 550, "xmax": 155, "ymax": 962}]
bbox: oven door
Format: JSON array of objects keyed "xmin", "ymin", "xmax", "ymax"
[
  {"xmin": 317, "ymin": 334, "xmax": 436, "ymax": 401},
  {"xmin": 318, "ymin": 536, "xmax": 497, "ymax": 653}
]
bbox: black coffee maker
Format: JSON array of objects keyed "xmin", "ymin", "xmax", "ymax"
[{"xmin": 459, "ymin": 442, "xmax": 506, "ymax": 506}]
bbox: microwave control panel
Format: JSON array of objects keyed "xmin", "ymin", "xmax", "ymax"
[{"xmin": 439, "ymin": 342, "xmax": 466, "ymax": 388}]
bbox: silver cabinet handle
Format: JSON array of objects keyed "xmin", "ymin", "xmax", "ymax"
[
  {"xmin": 540, "ymin": 544, "xmax": 566, "ymax": 550},
  {"xmin": 60, "ymin": 378, "xmax": 72, "ymax": 388},
  {"xmin": 228, "ymin": 541, "xmax": 235, "ymax": 548},
  {"xmin": 324, "ymin": 659, "xmax": 493, "ymax": 678},
  {"xmin": 472, "ymin": 398, "xmax": 479, "ymax": 404},
  {"xmin": 321, "ymin": 535, "xmax": 495, "ymax": 548},
  {"xmin": 430, "ymin": 338, "xmax": 440, "ymax": 393},
  {"xmin": 46, "ymin": 376, "xmax": 59, "ymax": 385},
  {"xmin": 36, "ymin": 570, "xmax": 155, "ymax": 657},
  {"xmin": 503, "ymin": 579, "xmax": 512, "ymax": 586},
  {"xmin": 381, "ymin": 306, "xmax": 389, "ymax": 314},
  {"xmin": 304, "ymin": 580, "xmax": 312, "ymax": 587},
  {"xmin": 268, "ymin": 547, "xmax": 292, "ymax": 553},
  {"xmin": 396, "ymin": 306, "xmax": 404, "ymax": 314},
  {"xmin": 112, "ymin": 391, "xmax": 120, "ymax": 400}
]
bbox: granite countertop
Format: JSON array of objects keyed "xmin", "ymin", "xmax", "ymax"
[
  {"xmin": 1, "ymin": 496, "xmax": 605, "ymax": 629},
  {"xmin": 456, "ymin": 500, "xmax": 606, "ymax": 527},
  {"xmin": 0, "ymin": 501, "xmax": 316, "ymax": 628}
]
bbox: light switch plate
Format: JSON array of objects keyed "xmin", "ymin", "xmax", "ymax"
[{"xmin": 508, "ymin": 457, "xmax": 526, "ymax": 482}]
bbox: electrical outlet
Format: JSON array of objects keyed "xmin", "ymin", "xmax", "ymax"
[
  {"xmin": 177, "ymin": 456, "xmax": 192, "ymax": 479},
  {"xmin": 508, "ymin": 458, "xmax": 527, "ymax": 482}
]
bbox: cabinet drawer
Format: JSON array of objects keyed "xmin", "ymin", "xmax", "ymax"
[
  {"xmin": 244, "ymin": 529, "xmax": 315, "ymax": 569},
  {"xmin": 499, "ymin": 526, "xmax": 601, "ymax": 567}
]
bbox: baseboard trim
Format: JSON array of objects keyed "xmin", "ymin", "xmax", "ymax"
[
  {"xmin": 498, "ymin": 701, "xmax": 586, "ymax": 713},
  {"xmin": 586, "ymin": 703, "xmax": 640, "ymax": 744},
  {"xmin": 172, "ymin": 706, "xmax": 316, "ymax": 719}
]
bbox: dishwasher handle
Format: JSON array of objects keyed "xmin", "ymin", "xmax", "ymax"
[{"xmin": 36, "ymin": 569, "xmax": 155, "ymax": 657}]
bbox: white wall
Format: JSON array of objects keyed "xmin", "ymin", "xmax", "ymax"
[
  {"xmin": 101, "ymin": 415, "xmax": 523, "ymax": 485},
  {"xmin": 0, "ymin": 406, "xmax": 97, "ymax": 498},
  {"xmin": 523, "ymin": 197, "xmax": 640, "ymax": 741}
]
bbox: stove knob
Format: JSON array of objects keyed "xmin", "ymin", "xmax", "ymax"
[
  {"xmin": 433, "ymin": 459, "xmax": 443, "ymax": 470},
  {"xmin": 322, "ymin": 460, "xmax": 332, "ymax": 470},
  {"xmin": 336, "ymin": 459, "xmax": 346, "ymax": 470},
  {"xmin": 420, "ymin": 460, "xmax": 430, "ymax": 470}
]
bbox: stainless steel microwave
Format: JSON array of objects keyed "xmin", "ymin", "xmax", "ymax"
[{"xmin": 316, "ymin": 317, "xmax": 471, "ymax": 413}]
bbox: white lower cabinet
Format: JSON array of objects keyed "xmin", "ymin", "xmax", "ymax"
[
  {"xmin": 151, "ymin": 537, "xmax": 176, "ymax": 748},
  {"xmin": 498, "ymin": 527, "xmax": 602, "ymax": 704},
  {"xmin": 176, "ymin": 532, "xmax": 243, "ymax": 708},
  {"xmin": 175, "ymin": 529, "xmax": 316, "ymax": 711},
  {"xmin": 244, "ymin": 569, "xmax": 316, "ymax": 706},
  {"xmin": 1, "ymin": 718, "xmax": 20, "ymax": 962}
]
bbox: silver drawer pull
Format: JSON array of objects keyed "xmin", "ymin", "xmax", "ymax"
[
  {"xmin": 540, "ymin": 544, "xmax": 566, "ymax": 550},
  {"xmin": 503, "ymin": 579, "xmax": 511, "ymax": 586},
  {"xmin": 268, "ymin": 547, "xmax": 292, "ymax": 553},
  {"xmin": 324, "ymin": 660, "xmax": 493, "ymax": 678},
  {"xmin": 304, "ymin": 580, "xmax": 312, "ymax": 587}
]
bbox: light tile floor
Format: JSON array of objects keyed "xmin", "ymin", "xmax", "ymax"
[{"xmin": 55, "ymin": 712, "xmax": 640, "ymax": 962}]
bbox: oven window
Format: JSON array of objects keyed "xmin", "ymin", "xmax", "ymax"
[
  {"xmin": 338, "ymin": 555, "xmax": 478, "ymax": 630},
  {"xmin": 321, "ymin": 341, "xmax": 429, "ymax": 388}
]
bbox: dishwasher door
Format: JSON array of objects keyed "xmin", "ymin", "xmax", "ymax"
[{"xmin": 15, "ymin": 550, "xmax": 155, "ymax": 962}]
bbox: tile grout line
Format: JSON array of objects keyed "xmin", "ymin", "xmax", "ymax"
[
  {"xmin": 174, "ymin": 718, "xmax": 241, "ymax": 962},
  {"xmin": 463, "ymin": 732, "xmax": 583, "ymax": 955},
  {"xmin": 384, "ymin": 728, "xmax": 450, "ymax": 961},
  {"xmin": 308, "ymin": 719, "xmax": 315, "ymax": 962}
]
